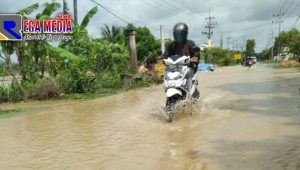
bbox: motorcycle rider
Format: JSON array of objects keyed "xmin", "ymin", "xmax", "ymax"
[
  {"xmin": 246, "ymin": 56, "xmax": 253, "ymax": 66},
  {"xmin": 162, "ymin": 22, "xmax": 200, "ymax": 73},
  {"xmin": 162, "ymin": 22, "xmax": 200, "ymax": 99}
]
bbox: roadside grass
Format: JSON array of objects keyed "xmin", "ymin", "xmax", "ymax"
[
  {"xmin": 264, "ymin": 60, "xmax": 300, "ymax": 69},
  {"xmin": 58, "ymin": 78, "xmax": 153, "ymax": 100},
  {"xmin": 0, "ymin": 108, "xmax": 37, "ymax": 118},
  {"xmin": 59, "ymin": 88, "xmax": 127, "ymax": 100},
  {"xmin": 0, "ymin": 81, "xmax": 154, "ymax": 118},
  {"xmin": 274, "ymin": 64, "xmax": 300, "ymax": 69}
]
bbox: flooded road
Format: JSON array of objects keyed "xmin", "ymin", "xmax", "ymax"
[{"xmin": 0, "ymin": 64, "xmax": 299, "ymax": 170}]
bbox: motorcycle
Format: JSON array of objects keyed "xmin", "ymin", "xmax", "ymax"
[{"xmin": 163, "ymin": 55, "xmax": 199, "ymax": 122}]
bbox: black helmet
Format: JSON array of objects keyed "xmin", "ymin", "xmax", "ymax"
[{"xmin": 173, "ymin": 22, "xmax": 188, "ymax": 42}]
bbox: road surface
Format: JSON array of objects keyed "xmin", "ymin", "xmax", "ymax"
[{"xmin": 0, "ymin": 64, "xmax": 299, "ymax": 170}]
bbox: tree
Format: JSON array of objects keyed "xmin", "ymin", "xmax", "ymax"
[
  {"xmin": 259, "ymin": 48, "xmax": 271, "ymax": 61},
  {"xmin": 245, "ymin": 39, "xmax": 256, "ymax": 56},
  {"xmin": 100, "ymin": 24, "xmax": 123, "ymax": 43},
  {"xmin": 132, "ymin": 26, "xmax": 160, "ymax": 62},
  {"xmin": 0, "ymin": 42, "xmax": 16, "ymax": 79},
  {"xmin": 59, "ymin": 6, "xmax": 98, "ymax": 56},
  {"xmin": 15, "ymin": 3, "xmax": 39, "ymax": 81},
  {"xmin": 80, "ymin": 6, "xmax": 98, "ymax": 28},
  {"xmin": 210, "ymin": 47, "xmax": 226, "ymax": 64},
  {"xmin": 273, "ymin": 28, "xmax": 300, "ymax": 60},
  {"xmin": 63, "ymin": 0, "xmax": 69, "ymax": 14},
  {"xmin": 28, "ymin": 2, "xmax": 61, "ymax": 78},
  {"xmin": 0, "ymin": 3, "xmax": 40, "ymax": 81}
]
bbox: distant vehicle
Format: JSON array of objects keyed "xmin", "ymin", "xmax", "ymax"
[
  {"xmin": 245, "ymin": 59, "xmax": 253, "ymax": 68},
  {"xmin": 250, "ymin": 56, "xmax": 257, "ymax": 64},
  {"xmin": 242, "ymin": 56, "xmax": 257, "ymax": 66},
  {"xmin": 197, "ymin": 64, "xmax": 215, "ymax": 72}
]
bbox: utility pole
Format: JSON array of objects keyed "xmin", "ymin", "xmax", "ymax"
[
  {"xmin": 220, "ymin": 33, "xmax": 223, "ymax": 49},
  {"xmin": 232, "ymin": 38, "xmax": 237, "ymax": 51},
  {"xmin": 160, "ymin": 25, "xmax": 165, "ymax": 53},
  {"xmin": 241, "ymin": 40, "xmax": 245, "ymax": 51},
  {"xmin": 202, "ymin": 8, "xmax": 217, "ymax": 48},
  {"xmin": 226, "ymin": 37, "xmax": 233, "ymax": 50},
  {"xmin": 127, "ymin": 29, "xmax": 138, "ymax": 74},
  {"xmin": 270, "ymin": 28, "xmax": 274, "ymax": 60},
  {"xmin": 73, "ymin": 0, "xmax": 78, "ymax": 25},
  {"xmin": 273, "ymin": 7, "xmax": 284, "ymax": 58}
]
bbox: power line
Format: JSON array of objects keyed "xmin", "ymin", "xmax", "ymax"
[
  {"xmin": 99, "ymin": 4, "xmax": 160, "ymax": 31},
  {"xmin": 90, "ymin": 0, "xmax": 129, "ymax": 24},
  {"xmin": 265, "ymin": 23, "xmax": 274, "ymax": 49},
  {"xmin": 90, "ymin": 0, "xmax": 162, "ymax": 39},
  {"xmin": 159, "ymin": 0, "xmax": 193, "ymax": 19},
  {"xmin": 292, "ymin": 15, "xmax": 300, "ymax": 28},
  {"xmin": 273, "ymin": 7, "xmax": 284, "ymax": 35},
  {"xmin": 154, "ymin": 1, "xmax": 193, "ymax": 20},
  {"xmin": 286, "ymin": 0, "xmax": 300, "ymax": 17},
  {"xmin": 286, "ymin": 1, "xmax": 300, "ymax": 29},
  {"xmin": 139, "ymin": 0, "xmax": 192, "ymax": 21},
  {"xmin": 275, "ymin": 0, "xmax": 283, "ymax": 14},
  {"xmin": 283, "ymin": 0, "xmax": 296, "ymax": 14}
]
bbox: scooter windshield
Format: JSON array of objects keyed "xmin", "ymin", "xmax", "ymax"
[{"xmin": 169, "ymin": 55, "xmax": 182, "ymax": 62}]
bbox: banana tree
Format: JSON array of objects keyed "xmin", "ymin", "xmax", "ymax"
[
  {"xmin": 27, "ymin": 2, "xmax": 61, "ymax": 78},
  {"xmin": 0, "ymin": 42, "xmax": 16, "ymax": 80},
  {"xmin": 0, "ymin": 3, "xmax": 39, "ymax": 81},
  {"xmin": 5, "ymin": 3, "xmax": 39, "ymax": 81},
  {"xmin": 59, "ymin": 6, "xmax": 98, "ymax": 57}
]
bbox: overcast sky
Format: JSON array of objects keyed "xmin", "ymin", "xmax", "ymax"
[{"xmin": 1, "ymin": 0, "xmax": 300, "ymax": 52}]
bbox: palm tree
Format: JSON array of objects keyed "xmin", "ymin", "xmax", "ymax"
[
  {"xmin": 101, "ymin": 24, "xmax": 122, "ymax": 43},
  {"xmin": 18, "ymin": 3, "xmax": 39, "ymax": 16},
  {"xmin": 63, "ymin": 0, "xmax": 69, "ymax": 14}
]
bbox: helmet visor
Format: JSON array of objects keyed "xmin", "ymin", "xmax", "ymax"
[{"xmin": 174, "ymin": 34, "xmax": 186, "ymax": 42}]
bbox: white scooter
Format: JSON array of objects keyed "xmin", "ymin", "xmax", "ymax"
[{"xmin": 163, "ymin": 55, "xmax": 199, "ymax": 122}]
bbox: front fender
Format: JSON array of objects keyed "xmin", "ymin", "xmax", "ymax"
[{"xmin": 166, "ymin": 88, "xmax": 182, "ymax": 97}]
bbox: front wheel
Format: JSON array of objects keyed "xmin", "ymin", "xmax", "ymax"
[{"xmin": 165, "ymin": 94, "xmax": 181, "ymax": 122}]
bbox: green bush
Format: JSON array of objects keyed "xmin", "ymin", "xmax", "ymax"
[
  {"xmin": 264, "ymin": 60, "xmax": 276, "ymax": 64},
  {"xmin": 10, "ymin": 81, "xmax": 24, "ymax": 102},
  {"xmin": 0, "ymin": 81, "xmax": 24, "ymax": 103},
  {"xmin": 25, "ymin": 78, "xmax": 60, "ymax": 100},
  {"xmin": 56, "ymin": 68, "xmax": 99, "ymax": 94},
  {"xmin": 98, "ymin": 72, "xmax": 122, "ymax": 88},
  {"xmin": 0, "ymin": 63, "xmax": 4, "ymax": 76},
  {"xmin": 0, "ymin": 86, "xmax": 9, "ymax": 103},
  {"xmin": 221, "ymin": 56, "xmax": 236, "ymax": 66}
]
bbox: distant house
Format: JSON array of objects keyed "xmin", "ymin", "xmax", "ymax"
[
  {"xmin": 200, "ymin": 43, "xmax": 209, "ymax": 51},
  {"xmin": 274, "ymin": 47, "xmax": 294, "ymax": 61},
  {"xmin": 225, "ymin": 50, "xmax": 235, "ymax": 56},
  {"xmin": 164, "ymin": 38, "xmax": 172, "ymax": 44}
]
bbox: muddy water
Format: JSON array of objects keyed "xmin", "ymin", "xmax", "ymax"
[{"xmin": 0, "ymin": 64, "xmax": 299, "ymax": 170}]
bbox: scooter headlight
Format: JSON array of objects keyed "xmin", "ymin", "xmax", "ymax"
[{"xmin": 165, "ymin": 72, "xmax": 181, "ymax": 80}]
